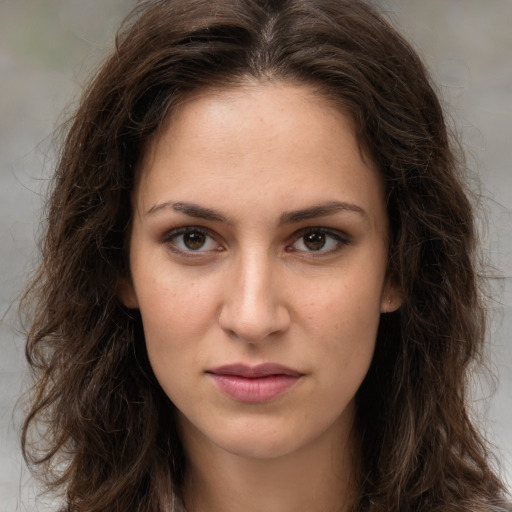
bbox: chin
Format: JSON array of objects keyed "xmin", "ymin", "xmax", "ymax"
[
  {"xmin": 215, "ymin": 430, "xmax": 305, "ymax": 460},
  {"xmin": 203, "ymin": 409, "xmax": 350, "ymax": 461}
]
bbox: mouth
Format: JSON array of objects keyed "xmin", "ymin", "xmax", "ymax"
[{"xmin": 206, "ymin": 363, "xmax": 303, "ymax": 403}]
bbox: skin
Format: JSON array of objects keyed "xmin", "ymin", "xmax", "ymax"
[{"xmin": 120, "ymin": 81, "xmax": 401, "ymax": 512}]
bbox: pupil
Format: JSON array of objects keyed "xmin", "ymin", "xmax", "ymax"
[
  {"xmin": 304, "ymin": 232, "xmax": 326, "ymax": 250},
  {"xmin": 184, "ymin": 232, "xmax": 206, "ymax": 250}
]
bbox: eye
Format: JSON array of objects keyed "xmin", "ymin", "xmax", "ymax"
[
  {"xmin": 288, "ymin": 228, "xmax": 348, "ymax": 254},
  {"xmin": 163, "ymin": 227, "xmax": 222, "ymax": 254}
]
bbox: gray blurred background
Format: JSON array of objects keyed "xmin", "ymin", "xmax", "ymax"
[{"xmin": 1, "ymin": 1, "xmax": 510, "ymax": 510}]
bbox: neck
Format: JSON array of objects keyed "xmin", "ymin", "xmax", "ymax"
[{"xmin": 180, "ymin": 415, "xmax": 359, "ymax": 512}]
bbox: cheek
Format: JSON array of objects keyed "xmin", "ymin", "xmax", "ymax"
[
  {"xmin": 301, "ymin": 267, "xmax": 384, "ymax": 334},
  {"xmin": 300, "ymin": 267, "xmax": 384, "ymax": 378},
  {"xmin": 135, "ymin": 270, "xmax": 219, "ymax": 357},
  {"xmin": 313, "ymin": 301, "xmax": 380, "ymax": 369},
  {"xmin": 137, "ymin": 276, "xmax": 220, "ymax": 401}
]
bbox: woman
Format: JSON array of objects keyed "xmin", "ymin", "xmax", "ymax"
[{"xmin": 21, "ymin": 0, "xmax": 510, "ymax": 511}]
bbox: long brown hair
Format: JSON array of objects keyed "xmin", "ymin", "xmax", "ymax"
[{"xmin": 21, "ymin": 0, "xmax": 509, "ymax": 510}]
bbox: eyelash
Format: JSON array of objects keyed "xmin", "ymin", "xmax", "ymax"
[
  {"xmin": 161, "ymin": 227, "xmax": 222, "ymax": 257},
  {"xmin": 287, "ymin": 227, "xmax": 350, "ymax": 256},
  {"xmin": 161, "ymin": 226, "xmax": 350, "ymax": 258}
]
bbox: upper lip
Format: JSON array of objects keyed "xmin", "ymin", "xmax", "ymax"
[{"xmin": 207, "ymin": 363, "xmax": 302, "ymax": 378}]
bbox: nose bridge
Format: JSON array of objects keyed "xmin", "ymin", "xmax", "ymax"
[
  {"xmin": 219, "ymin": 246, "xmax": 289, "ymax": 343},
  {"xmin": 238, "ymin": 249, "xmax": 274, "ymax": 313}
]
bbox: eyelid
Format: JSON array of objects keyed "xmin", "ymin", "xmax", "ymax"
[
  {"xmin": 287, "ymin": 227, "xmax": 351, "ymax": 255},
  {"xmin": 160, "ymin": 225, "xmax": 350, "ymax": 258},
  {"xmin": 161, "ymin": 226, "xmax": 224, "ymax": 256}
]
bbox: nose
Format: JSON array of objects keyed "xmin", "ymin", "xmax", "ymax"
[{"xmin": 218, "ymin": 252, "xmax": 291, "ymax": 344}]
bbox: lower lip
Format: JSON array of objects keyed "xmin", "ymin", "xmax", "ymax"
[{"xmin": 209, "ymin": 374, "xmax": 301, "ymax": 403}]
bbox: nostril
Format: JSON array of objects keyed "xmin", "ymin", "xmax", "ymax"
[
  {"xmin": 218, "ymin": 258, "xmax": 290, "ymax": 343},
  {"xmin": 218, "ymin": 302, "xmax": 290, "ymax": 344}
]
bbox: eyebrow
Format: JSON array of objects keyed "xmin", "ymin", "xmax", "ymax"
[
  {"xmin": 146, "ymin": 200, "xmax": 367, "ymax": 224},
  {"xmin": 278, "ymin": 201, "xmax": 367, "ymax": 225},
  {"xmin": 147, "ymin": 201, "xmax": 229, "ymax": 222}
]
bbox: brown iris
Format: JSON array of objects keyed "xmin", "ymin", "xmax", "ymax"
[
  {"xmin": 303, "ymin": 232, "xmax": 326, "ymax": 251},
  {"xmin": 183, "ymin": 231, "xmax": 206, "ymax": 250}
]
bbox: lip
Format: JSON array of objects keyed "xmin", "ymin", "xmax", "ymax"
[{"xmin": 207, "ymin": 363, "xmax": 303, "ymax": 403}]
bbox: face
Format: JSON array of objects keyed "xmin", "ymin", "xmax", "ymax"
[{"xmin": 121, "ymin": 82, "xmax": 400, "ymax": 461}]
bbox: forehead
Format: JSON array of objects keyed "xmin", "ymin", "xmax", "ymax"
[
  {"xmin": 134, "ymin": 81, "xmax": 385, "ymax": 228},
  {"xmin": 141, "ymin": 80, "xmax": 367, "ymax": 172}
]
